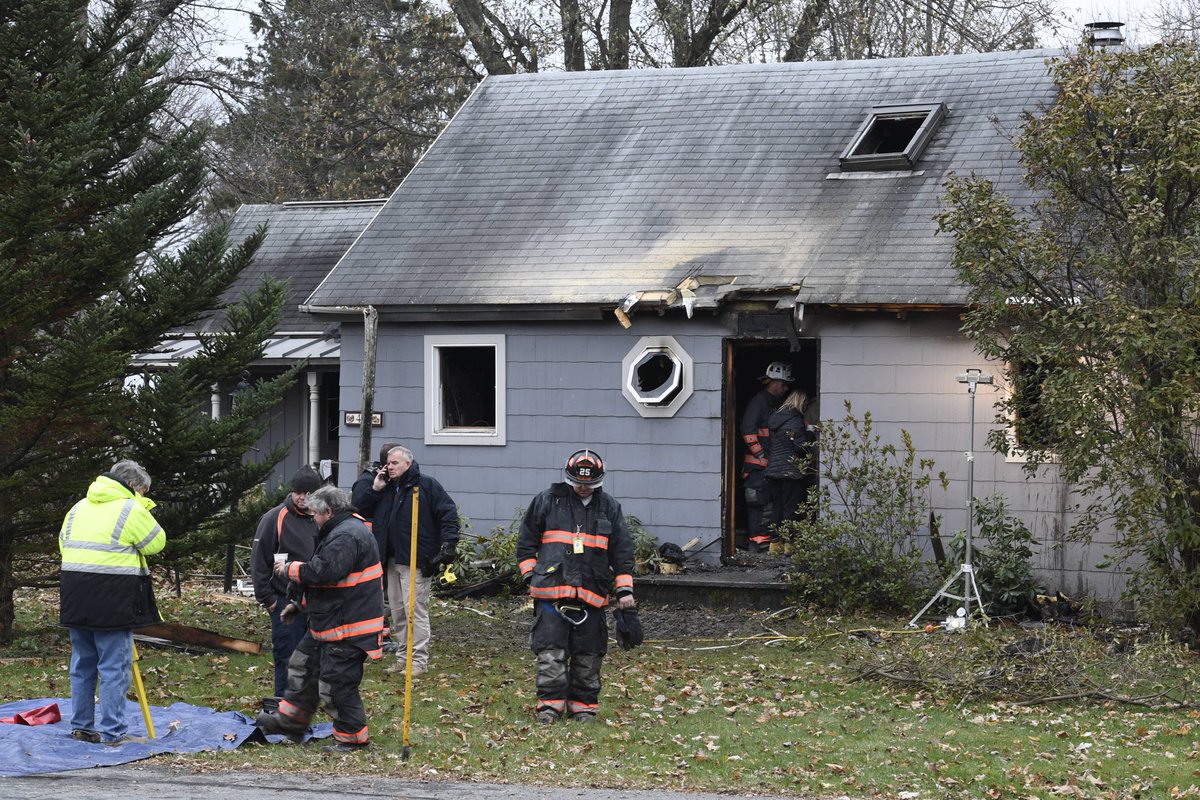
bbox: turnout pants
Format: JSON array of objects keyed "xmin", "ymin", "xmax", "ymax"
[
  {"xmin": 277, "ymin": 632, "xmax": 370, "ymax": 745},
  {"xmin": 530, "ymin": 600, "xmax": 608, "ymax": 718}
]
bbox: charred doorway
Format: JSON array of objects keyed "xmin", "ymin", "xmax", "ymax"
[{"xmin": 723, "ymin": 339, "xmax": 820, "ymax": 556}]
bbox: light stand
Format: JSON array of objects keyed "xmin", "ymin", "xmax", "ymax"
[{"xmin": 908, "ymin": 368, "xmax": 993, "ymax": 630}]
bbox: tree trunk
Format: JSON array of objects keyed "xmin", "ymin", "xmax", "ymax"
[
  {"xmin": 783, "ymin": 0, "xmax": 830, "ymax": 62},
  {"xmin": 446, "ymin": 0, "xmax": 517, "ymax": 74},
  {"xmin": 0, "ymin": 528, "xmax": 17, "ymax": 646},
  {"xmin": 606, "ymin": 0, "xmax": 632, "ymax": 69},
  {"xmin": 560, "ymin": 0, "xmax": 586, "ymax": 70}
]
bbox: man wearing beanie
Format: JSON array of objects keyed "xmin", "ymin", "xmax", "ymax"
[{"xmin": 251, "ymin": 466, "xmax": 322, "ymax": 698}]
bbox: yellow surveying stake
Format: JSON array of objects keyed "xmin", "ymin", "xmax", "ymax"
[
  {"xmin": 131, "ymin": 641, "xmax": 156, "ymax": 738},
  {"xmin": 401, "ymin": 485, "xmax": 419, "ymax": 761}
]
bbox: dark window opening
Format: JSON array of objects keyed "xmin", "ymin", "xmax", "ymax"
[
  {"xmin": 635, "ymin": 351, "xmax": 683, "ymax": 406},
  {"xmin": 852, "ymin": 115, "xmax": 925, "ymax": 155},
  {"xmin": 1011, "ymin": 359, "xmax": 1058, "ymax": 451},
  {"xmin": 840, "ymin": 102, "xmax": 946, "ymax": 172},
  {"xmin": 439, "ymin": 346, "xmax": 496, "ymax": 428}
]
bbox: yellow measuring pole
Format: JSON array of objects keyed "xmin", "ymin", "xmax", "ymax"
[
  {"xmin": 130, "ymin": 642, "xmax": 156, "ymax": 738},
  {"xmin": 401, "ymin": 485, "xmax": 419, "ymax": 761}
]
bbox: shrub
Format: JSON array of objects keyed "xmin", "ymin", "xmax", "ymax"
[
  {"xmin": 777, "ymin": 401, "xmax": 946, "ymax": 612},
  {"xmin": 943, "ymin": 494, "xmax": 1042, "ymax": 618},
  {"xmin": 627, "ymin": 515, "xmax": 661, "ymax": 574}
]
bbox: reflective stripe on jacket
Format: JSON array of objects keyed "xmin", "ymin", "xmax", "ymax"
[
  {"xmin": 516, "ymin": 483, "xmax": 635, "ymax": 609},
  {"xmin": 59, "ymin": 474, "xmax": 166, "ymax": 630},
  {"xmin": 740, "ymin": 388, "xmax": 783, "ymax": 474},
  {"xmin": 288, "ymin": 511, "xmax": 386, "ymax": 658}
]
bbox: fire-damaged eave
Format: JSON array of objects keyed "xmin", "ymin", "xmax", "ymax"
[{"xmin": 301, "ymin": 279, "xmax": 966, "ymax": 327}]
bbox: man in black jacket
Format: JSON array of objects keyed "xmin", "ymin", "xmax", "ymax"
[
  {"xmin": 251, "ymin": 466, "xmax": 321, "ymax": 697},
  {"xmin": 255, "ymin": 486, "xmax": 384, "ymax": 751},
  {"xmin": 352, "ymin": 445, "xmax": 459, "ymax": 676},
  {"xmin": 516, "ymin": 449, "xmax": 635, "ymax": 724}
]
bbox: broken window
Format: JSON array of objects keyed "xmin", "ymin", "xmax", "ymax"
[
  {"xmin": 424, "ymin": 334, "xmax": 506, "ymax": 445},
  {"xmin": 631, "ymin": 349, "xmax": 683, "ymax": 406},
  {"xmin": 622, "ymin": 336, "xmax": 693, "ymax": 418},
  {"xmin": 839, "ymin": 103, "xmax": 946, "ymax": 172},
  {"xmin": 1009, "ymin": 357, "xmax": 1060, "ymax": 453}
]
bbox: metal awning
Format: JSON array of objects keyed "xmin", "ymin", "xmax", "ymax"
[{"xmin": 132, "ymin": 332, "xmax": 340, "ymax": 369}]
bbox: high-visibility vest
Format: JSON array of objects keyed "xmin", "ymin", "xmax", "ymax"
[{"xmin": 59, "ymin": 475, "xmax": 166, "ymax": 576}]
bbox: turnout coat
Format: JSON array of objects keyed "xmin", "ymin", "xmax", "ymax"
[
  {"xmin": 516, "ymin": 483, "xmax": 635, "ymax": 609},
  {"xmin": 284, "ymin": 510, "xmax": 385, "ymax": 658}
]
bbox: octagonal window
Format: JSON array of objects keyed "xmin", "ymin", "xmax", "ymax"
[{"xmin": 621, "ymin": 336, "xmax": 693, "ymax": 418}]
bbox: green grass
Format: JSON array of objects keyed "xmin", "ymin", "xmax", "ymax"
[{"xmin": 3, "ymin": 585, "xmax": 1199, "ymax": 799}]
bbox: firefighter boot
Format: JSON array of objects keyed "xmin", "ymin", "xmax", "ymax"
[{"xmin": 255, "ymin": 710, "xmax": 306, "ymax": 744}]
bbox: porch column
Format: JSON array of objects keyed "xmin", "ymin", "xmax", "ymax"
[
  {"xmin": 307, "ymin": 371, "xmax": 321, "ymax": 467},
  {"xmin": 210, "ymin": 384, "xmax": 221, "ymax": 419}
]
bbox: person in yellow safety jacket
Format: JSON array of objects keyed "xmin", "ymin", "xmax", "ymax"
[
  {"xmin": 58, "ymin": 460, "xmax": 166, "ymax": 746},
  {"xmin": 255, "ymin": 485, "xmax": 385, "ymax": 752},
  {"xmin": 516, "ymin": 449, "xmax": 635, "ymax": 725},
  {"xmin": 740, "ymin": 361, "xmax": 794, "ymax": 551}
]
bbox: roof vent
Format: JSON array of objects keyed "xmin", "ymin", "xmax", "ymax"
[
  {"xmin": 839, "ymin": 102, "xmax": 946, "ymax": 172},
  {"xmin": 1084, "ymin": 21, "xmax": 1125, "ymax": 48}
]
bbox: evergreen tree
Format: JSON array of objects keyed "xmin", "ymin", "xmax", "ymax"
[
  {"xmin": 212, "ymin": 0, "xmax": 477, "ymax": 205},
  {"xmin": 0, "ymin": 0, "xmax": 292, "ymax": 642}
]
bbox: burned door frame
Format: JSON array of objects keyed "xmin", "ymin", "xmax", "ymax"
[{"xmin": 722, "ymin": 338, "xmax": 820, "ymax": 557}]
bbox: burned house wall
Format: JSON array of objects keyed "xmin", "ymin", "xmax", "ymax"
[{"xmin": 336, "ymin": 317, "xmax": 729, "ymax": 551}]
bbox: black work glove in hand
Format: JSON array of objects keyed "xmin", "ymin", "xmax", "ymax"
[
  {"xmin": 421, "ymin": 542, "xmax": 458, "ymax": 577},
  {"xmin": 612, "ymin": 607, "xmax": 644, "ymax": 650}
]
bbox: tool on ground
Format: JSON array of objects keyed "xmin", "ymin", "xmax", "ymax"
[
  {"xmin": 401, "ymin": 485, "xmax": 419, "ymax": 761},
  {"xmin": 131, "ymin": 642, "xmax": 156, "ymax": 738}
]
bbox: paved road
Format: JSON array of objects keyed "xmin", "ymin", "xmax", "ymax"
[{"xmin": 6, "ymin": 765, "xmax": 813, "ymax": 800}]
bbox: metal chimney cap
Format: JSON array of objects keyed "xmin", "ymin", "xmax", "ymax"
[{"xmin": 1084, "ymin": 21, "xmax": 1126, "ymax": 47}]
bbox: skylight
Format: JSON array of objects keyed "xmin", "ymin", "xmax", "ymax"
[{"xmin": 839, "ymin": 102, "xmax": 946, "ymax": 172}]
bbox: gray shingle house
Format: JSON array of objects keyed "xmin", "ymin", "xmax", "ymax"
[
  {"xmin": 305, "ymin": 49, "xmax": 1121, "ymax": 600},
  {"xmin": 138, "ymin": 200, "xmax": 384, "ymax": 488}
]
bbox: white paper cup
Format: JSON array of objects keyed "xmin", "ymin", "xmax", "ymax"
[{"xmin": 274, "ymin": 553, "xmax": 288, "ymax": 564}]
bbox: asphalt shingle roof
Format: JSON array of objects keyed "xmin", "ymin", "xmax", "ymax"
[
  {"xmin": 207, "ymin": 200, "xmax": 385, "ymax": 331},
  {"xmin": 308, "ymin": 50, "xmax": 1060, "ymax": 309}
]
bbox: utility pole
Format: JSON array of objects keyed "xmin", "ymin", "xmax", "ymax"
[{"xmin": 358, "ymin": 306, "xmax": 378, "ymax": 475}]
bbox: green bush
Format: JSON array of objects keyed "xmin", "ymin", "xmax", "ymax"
[
  {"xmin": 778, "ymin": 402, "xmax": 946, "ymax": 612},
  {"xmin": 627, "ymin": 514, "xmax": 661, "ymax": 574},
  {"xmin": 944, "ymin": 494, "xmax": 1042, "ymax": 618}
]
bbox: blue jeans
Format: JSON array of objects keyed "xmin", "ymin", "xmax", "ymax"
[
  {"xmin": 69, "ymin": 627, "xmax": 133, "ymax": 740},
  {"xmin": 269, "ymin": 594, "xmax": 307, "ymax": 697}
]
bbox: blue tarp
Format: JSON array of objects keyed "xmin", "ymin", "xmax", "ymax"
[{"xmin": 0, "ymin": 697, "xmax": 331, "ymax": 777}]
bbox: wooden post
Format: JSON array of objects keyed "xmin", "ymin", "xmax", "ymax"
[{"xmin": 358, "ymin": 306, "xmax": 379, "ymax": 475}]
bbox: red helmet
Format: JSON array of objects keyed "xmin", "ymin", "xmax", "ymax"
[{"xmin": 565, "ymin": 449, "xmax": 605, "ymax": 487}]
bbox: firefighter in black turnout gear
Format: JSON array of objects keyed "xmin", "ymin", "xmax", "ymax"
[
  {"xmin": 741, "ymin": 361, "xmax": 794, "ymax": 551},
  {"xmin": 517, "ymin": 450, "xmax": 635, "ymax": 724},
  {"xmin": 255, "ymin": 486, "xmax": 385, "ymax": 751}
]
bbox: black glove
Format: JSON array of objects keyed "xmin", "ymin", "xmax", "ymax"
[
  {"xmin": 612, "ymin": 607, "xmax": 643, "ymax": 651},
  {"xmin": 421, "ymin": 542, "xmax": 457, "ymax": 577}
]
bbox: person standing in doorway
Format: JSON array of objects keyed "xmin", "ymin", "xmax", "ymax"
[
  {"xmin": 58, "ymin": 460, "xmax": 166, "ymax": 746},
  {"xmin": 251, "ymin": 466, "xmax": 321, "ymax": 699},
  {"xmin": 517, "ymin": 449, "xmax": 635, "ymax": 724},
  {"xmin": 354, "ymin": 445, "xmax": 459, "ymax": 676},
  {"xmin": 764, "ymin": 389, "xmax": 818, "ymax": 539},
  {"xmin": 740, "ymin": 361, "xmax": 793, "ymax": 551}
]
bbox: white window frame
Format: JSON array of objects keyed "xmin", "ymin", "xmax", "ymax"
[
  {"xmin": 621, "ymin": 335, "xmax": 694, "ymax": 418},
  {"xmin": 424, "ymin": 334, "xmax": 506, "ymax": 446}
]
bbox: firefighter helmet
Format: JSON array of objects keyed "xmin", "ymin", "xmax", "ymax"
[
  {"xmin": 762, "ymin": 361, "xmax": 794, "ymax": 383},
  {"xmin": 565, "ymin": 449, "xmax": 605, "ymax": 487}
]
